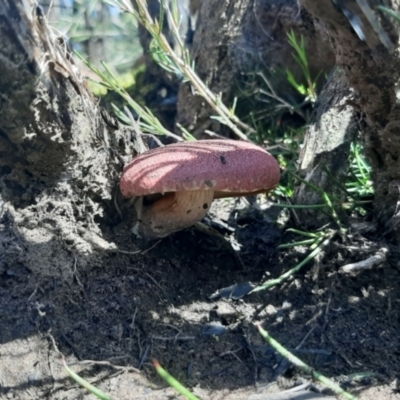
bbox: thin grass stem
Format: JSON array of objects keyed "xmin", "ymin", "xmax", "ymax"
[
  {"xmin": 64, "ymin": 360, "xmax": 112, "ymax": 400},
  {"xmin": 271, "ymin": 203, "xmax": 328, "ymax": 209},
  {"xmin": 277, "ymin": 238, "xmax": 317, "ymax": 249},
  {"xmin": 153, "ymin": 359, "xmax": 200, "ymax": 400},
  {"xmin": 112, "ymin": 0, "xmax": 254, "ymax": 141},
  {"xmin": 251, "ymin": 233, "xmax": 333, "ymax": 293},
  {"xmin": 255, "ymin": 324, "xmax": 358, "ymax": 400},
  {"xmin": 286, "ymin": 228, "xmax": 319, "ymax": 238}
]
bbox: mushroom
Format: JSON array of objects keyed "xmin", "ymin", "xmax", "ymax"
[{"xmin": 119, "ymin": 139, "xmax": 280, "ymax": 239}]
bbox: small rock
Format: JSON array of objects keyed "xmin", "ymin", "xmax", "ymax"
[{"xmin": 216, "ymin": 302, "xmax": 237, "ymax": 323}]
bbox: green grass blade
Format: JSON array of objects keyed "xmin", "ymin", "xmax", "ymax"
[
  {"xmin": 271, "ymin": 203, "xmax": 328, "ymax": 209},
  {"xmin": 255, "ymin": 324, "xmax": 358, "ymax": 400},
  {"xmin": 64, "ymin": 360, "xmax": 112, "ymax": 400},
  {"xmin": 153, "ymin": 360, "xmax": 200, "ymax": 400},
  {"xmin": 251, "ymin": 233, "xmax": 333, "ymax": 293},
  {"xmin": 286, "ymin": 228, "xmax": 319, "ymax": 238},
  {"xmin": 377, "ymin": 6, "xmax": 400, "ymax": 23}
]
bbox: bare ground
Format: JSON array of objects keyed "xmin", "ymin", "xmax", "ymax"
[{"xmin": 1, "ymin": 198, "xmax": 400, "ymax": 400}]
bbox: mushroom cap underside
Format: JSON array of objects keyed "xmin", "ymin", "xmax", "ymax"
[{"xmin": 120, "ymin": 139, "xmax": 280, "ymax": 197}]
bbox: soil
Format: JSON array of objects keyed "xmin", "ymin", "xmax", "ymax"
[{"xmin": 1, "ymin": 196, "xmax": 400, "ymax": 400}]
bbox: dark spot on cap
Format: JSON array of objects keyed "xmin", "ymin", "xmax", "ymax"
[
  {"xmin": 204, "ymin": 180, "xmax": 213, "ymax": 188},
  {"xmin": 187, "ymin": 209, "xmax": 192, "ymax": 214},
  {"xmin": 220, "ymin": 155, "xmax": 227, "ymax": 164},
  {"xmin": 203, "ymin": 203, "xmax": 208, "ymax": 209}
]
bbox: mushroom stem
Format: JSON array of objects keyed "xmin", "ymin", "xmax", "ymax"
[{"xmin": 136, "ymin": 190, "xmax": 214, "ymax": 239}]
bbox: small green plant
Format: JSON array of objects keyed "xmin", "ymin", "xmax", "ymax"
[
  {"xmin": 346, "ymin": 142, "xmax": 374, "ymax": 215},
  {"xmin": 286, "ymin": 30, "xmax": 318, "ymax": 102},
  {"xmin": 106, "ymin": 0, "xmax": 254, "ymax": 142},
  {"xmin": 256, "ymin": 71, "xmax": 308, "ymax": 119},
  {"xmin": 268, "ymin": 126, "xmax": 306, "ymax": 198},
  {"xmin": 286, "ymin": 171, "xmax": 345, "ymax": 229},
  {"xmin": 251, "ymin": 228, "xmax": 335, "ymax": 293},
  {"xmin": 234, "ymin": 31, "xmax": 317, "ymax": 198},
  {"xmin": 347, "ymin": 142, "xmax": 373, "ymax": 197},
  {"xmin": 76, "ymin": 53, "xmax": 190, "ymax": 141}
]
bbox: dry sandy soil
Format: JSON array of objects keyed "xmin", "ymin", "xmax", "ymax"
[{"xmin": 1, "ymin": 197, "xmax": 400, "ymax": 400}]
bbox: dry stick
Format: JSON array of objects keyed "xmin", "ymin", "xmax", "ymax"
[
  {"xmin": 150, "ymin": 335, "xmax": 196, "ymax": 341},
  {"xmin": 339, "ymin": 247, "xmax": 388, "ymax": 274},
  {"xmin": 114, "ymin": 239, "xmax": 162, "ymax": 255},
  {"xmin": 255, "ymin": 323, "xmax": 358, "ymax": 400},
  {"xmin": 75, "ymin": 359, "xmax": 140, "ymax": 373},
  {"xmin": 140, "ymin": 239, "xmax": 162, "ymax": 255},
  {"xmin": 48, "ymin": 333, "xmax": 140, "ymax": 380}
]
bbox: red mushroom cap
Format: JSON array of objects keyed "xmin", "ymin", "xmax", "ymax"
[{"xmin": 120, "ymin": 139, "xmax": 280, "ymax": 197}]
